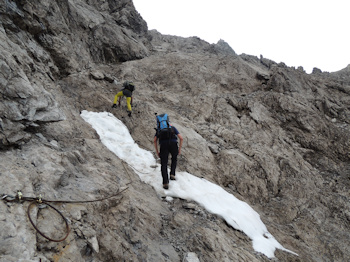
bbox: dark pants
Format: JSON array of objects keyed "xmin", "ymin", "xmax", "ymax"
[{"xmin": 160, "ymin": 141, "xmax": 178, "ymax": 185}]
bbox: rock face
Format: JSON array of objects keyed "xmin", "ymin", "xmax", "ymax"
[{"xmin": 1, "ymin": 1, "xmax": 350, "ymax": 262}]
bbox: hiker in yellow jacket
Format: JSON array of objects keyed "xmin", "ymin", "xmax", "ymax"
[{"xmin": 112, "ymin": 81, "xmax": 135, "ymax": 117}]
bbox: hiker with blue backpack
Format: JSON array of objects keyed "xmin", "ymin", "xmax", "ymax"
[
  {"xmin": 112, "ymin": 81, "xmax": 135, "ymax": 117},
  {"xmin": 153, "ymin": 114, "xmax": 183, "ymax": 189}
]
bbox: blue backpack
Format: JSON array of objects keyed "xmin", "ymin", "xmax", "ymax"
[{"xmin": 156, "ymin": 114, "xmax": 173, "ymax": 140}]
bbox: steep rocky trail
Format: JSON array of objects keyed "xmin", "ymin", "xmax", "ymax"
[
  {"xmin": 1, "ymin": 0, "xmax": 350, "ymax": 261},
  {"xmin": 110, "ymin": 51, "xmax": 350, "ymax": 261}
]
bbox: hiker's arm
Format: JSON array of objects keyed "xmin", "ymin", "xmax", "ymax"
[
  {"xmin": 177, "ymin": 134, "xmax": 183, "ymax": 155},
  {"xmin": 154, "ymin": 136, "xmax": 159, "ymax": 157}
]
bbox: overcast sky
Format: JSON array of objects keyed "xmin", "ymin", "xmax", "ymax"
[{"xmin": 133, "ymin": 0, "xmax": 350, "ymax": 73}]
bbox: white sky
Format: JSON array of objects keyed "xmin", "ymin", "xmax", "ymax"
[
  {"xmin": 81, "ymin": 110, "xmax": 298, "ymax": 258},
  {"xmin": 133, "ymin": 0, "xmax": 350, "ymax": 73}
]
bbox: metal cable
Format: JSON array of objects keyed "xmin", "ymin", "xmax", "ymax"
[
  {"xmin": 1, "ymin": 187, "xmax": 128, "ymax": 242},
  {"xmin": 27, "ymin": 201, "xmax": 70, "ymax": 242}
]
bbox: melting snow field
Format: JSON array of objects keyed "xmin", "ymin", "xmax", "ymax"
[{"xmin": 81, "ymin": 110, "xmax": 298, "ymax": 258}]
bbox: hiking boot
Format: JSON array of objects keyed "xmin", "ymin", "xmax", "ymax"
[
  {"xmin": 128, "ymin": 111, "xmax": 132, "ymax": 117},
  {"xmin": 170, "ymin": 175, "xmax": 176, "ymax": 180},
  {"xmin": 163, "ymin": 184, "xmax": 169, "ymax": 189}
]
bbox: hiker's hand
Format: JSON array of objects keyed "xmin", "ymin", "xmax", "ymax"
[{"xmin": 112, "ymin": 104, "xmax": 117, "ymax": 108}]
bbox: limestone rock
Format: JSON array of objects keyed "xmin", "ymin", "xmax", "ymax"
[
  {"xmin": 215, "ymin": 39, "xmax": 236, "ymax": 55},
  {"xmin": 90, "ymin": 70, "xmax": 105, "ymax": 81},
  {"xmin": 183, "ymin": 252, "xmax": 200, "ymax": 262},
  {"xmin": 0, "ymin": 0, "xmax": 349, "ymax": 262}
]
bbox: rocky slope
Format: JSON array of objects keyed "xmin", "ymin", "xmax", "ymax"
[{"xmin": 1, "ymin": 1, "xmax": 349, "ymax": 261}]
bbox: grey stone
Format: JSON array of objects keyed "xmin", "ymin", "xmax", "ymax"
[
  {"xmin": 183, "ymin": 252, "xmax": 200, "ymax": 262},
  {"xmin": 0, "ymin": 0, "xmax": 349, "ymax": 261},
  {"xmin": 90, "ymin": 70, "xmax": 104, "ymax": 80}
]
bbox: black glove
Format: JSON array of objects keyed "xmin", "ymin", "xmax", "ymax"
[{"xmin": 112, "ymin": 104, "xmax": 117, "ymax": 108}]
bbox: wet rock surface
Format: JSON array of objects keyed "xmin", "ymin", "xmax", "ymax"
[{"xmin": 1, "ymin": 1, "xmax": 350, "ymax": 261}]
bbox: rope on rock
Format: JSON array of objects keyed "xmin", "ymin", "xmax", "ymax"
[
  {"xmin": 27, "ymin": 201, "xmax": 70, "ymax": 242},
  {"xmin": 1, "ymin": 187, "xmax": 128, "ymax": 242}
]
